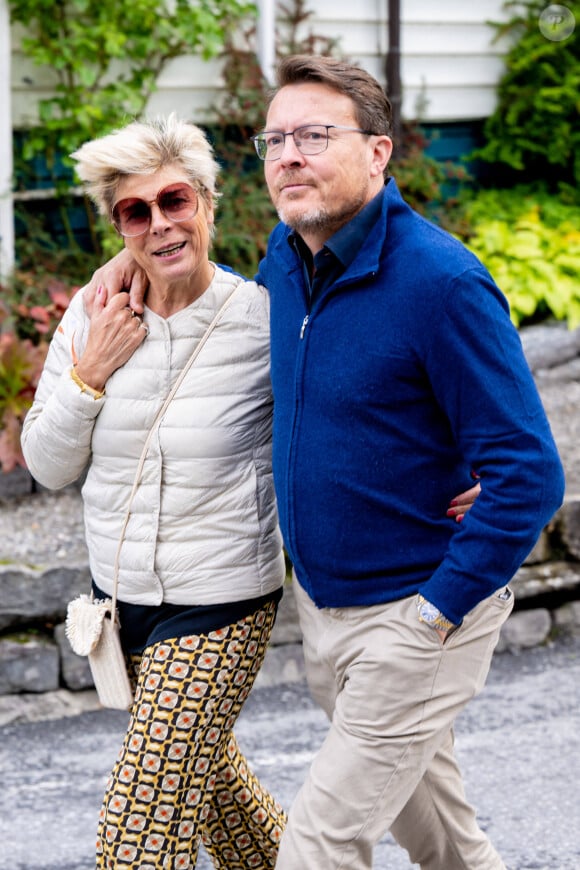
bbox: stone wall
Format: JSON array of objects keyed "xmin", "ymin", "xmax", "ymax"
[
  {"xmin": 1, "ymin": 322, "xmax": 580, "ymax": 696},
  {"xmin": 1, "ymin": 495, "xmax": 580, "ymax": 697}
]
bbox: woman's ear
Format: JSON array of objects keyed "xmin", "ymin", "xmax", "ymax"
[{"xmin": 200, "ymin": 191, "xmax": 215, "ymax": 229}]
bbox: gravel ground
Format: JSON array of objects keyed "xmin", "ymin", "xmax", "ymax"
[{"xmin": 1, "ymin": 636, "xmax": 579, "ymax": 870}]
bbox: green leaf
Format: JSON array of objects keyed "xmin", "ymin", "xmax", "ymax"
[{"xmin": 461, "ymin": 185, "xmax": 580, "ymax": 327}]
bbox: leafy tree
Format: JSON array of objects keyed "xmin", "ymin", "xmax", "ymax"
[
  {"xmin": 10, "ymin": 0, "xmax": 256, "ymax": 249},
  {"xmin": 10, "ymin": 0, "xmax": 255, "ymax": 167}
]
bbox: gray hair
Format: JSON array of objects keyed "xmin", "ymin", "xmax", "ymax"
[{"xmin": 71, "ymin": 115, "xmax": 220, "ymax": 218}]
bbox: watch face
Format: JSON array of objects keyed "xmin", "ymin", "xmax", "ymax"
[{"xmin": 419, "ymin": 601, "xmax": 440, "ymax": 623}]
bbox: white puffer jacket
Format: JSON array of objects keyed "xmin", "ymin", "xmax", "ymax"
[{"xmin": 22, "ymin": 267, "xmax": 285, "ymax": 605}]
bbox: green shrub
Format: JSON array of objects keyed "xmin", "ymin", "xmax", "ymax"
[
  {"xmin": 473, "ymin": 0, "xmax": 580, "ymax": 194},
  {"xmin": 458, "ymin": 187, "xmax": 580, "ymax": 327}
]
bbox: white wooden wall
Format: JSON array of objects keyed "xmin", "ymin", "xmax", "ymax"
[
  {"xmin": 11, "ymin": 0, "xmax": 512, "ymax": 129},
  {"xmin": 293, "ymin": 0, "xmax": 512, "ymax": 122}
]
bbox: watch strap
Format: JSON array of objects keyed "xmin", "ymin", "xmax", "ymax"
[{"xmin": 416, "ymin": 594, "xmax": 457, "ymax": 632}]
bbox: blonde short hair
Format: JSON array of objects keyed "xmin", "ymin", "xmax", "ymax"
[{"xmin": 71, "ymin": 115, "xmax": 220, "ymax": 218}]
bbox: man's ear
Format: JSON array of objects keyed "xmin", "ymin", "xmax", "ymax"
[{"xmin": 370, "ymin": 136, "xmax": 393, "ymax": 179}]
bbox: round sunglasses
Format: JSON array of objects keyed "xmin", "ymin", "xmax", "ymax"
[{"xmin": 111, "ymin": 182, "xmax": 199, "ymax": 237}]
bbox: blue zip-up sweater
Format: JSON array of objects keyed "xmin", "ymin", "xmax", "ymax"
[{"xmin": 256, "ymin": 179, "xmax": 565, "ymax": 624}]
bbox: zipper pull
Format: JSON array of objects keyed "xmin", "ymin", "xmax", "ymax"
[{"xmin": 300, "ymin": 315, "xmax": 309, "ymax": 339}]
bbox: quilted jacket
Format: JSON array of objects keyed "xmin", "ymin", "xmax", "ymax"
[{"xmin": 22, "ymin": 267, "xmax": 285, "ymax": 605}]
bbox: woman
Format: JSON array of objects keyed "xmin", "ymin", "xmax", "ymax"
[{"xmin": 22, "ymin": 116, "xmax": 286, "ymax": 869}]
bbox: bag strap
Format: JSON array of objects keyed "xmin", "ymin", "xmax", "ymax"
[{"xmin": 110, "ymin": 278, "xmax": 241, "ymax": 623}]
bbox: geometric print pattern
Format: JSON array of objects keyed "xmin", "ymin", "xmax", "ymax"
[
  {"xmin": 95, "ymin": 600, "xmax": 286, "ymax": 869},
  {"xmin": 200, "ymin": 733, "xmax": 285, "ymax": 868}
]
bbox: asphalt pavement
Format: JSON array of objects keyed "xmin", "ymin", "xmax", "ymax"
[{"xmin": 1, "ymin": 636, "xmax": 579, "ymax": 870}]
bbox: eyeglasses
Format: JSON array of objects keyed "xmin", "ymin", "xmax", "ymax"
[
  {"xmin": 251, "ymin": 124, "xmax": 376, "ymax": 161},
  {"xmin": 111, "ymin": 183, "xmax": 199, "ymax": 237}
]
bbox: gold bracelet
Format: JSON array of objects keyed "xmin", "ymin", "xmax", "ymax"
[{"xmin": 70, "ymin": 366, "xmax": 105, "ymax": 400}]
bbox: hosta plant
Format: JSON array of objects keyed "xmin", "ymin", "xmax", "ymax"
[{"xmin": 461, "ymin": 193, "xmax": 580, "ymax": 328}]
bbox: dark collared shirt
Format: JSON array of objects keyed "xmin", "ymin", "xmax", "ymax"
[{"xmin": 290, "ymin": 184, "xmax": 386, "ymax": 300}]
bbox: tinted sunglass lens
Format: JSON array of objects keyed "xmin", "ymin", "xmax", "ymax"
[
  {"xmin": 159, "ymin": 185, "xmax": 198, "ymax": 220},
  {"xmin": 113, "ymin": 199, "xmax": 150, "ymax": 235}
]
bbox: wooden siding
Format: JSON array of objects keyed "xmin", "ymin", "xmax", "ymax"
[
  {"xmin": 10, "ymin": 1, "xmax": 512, "ymax": 129},
  {"xmin": 295, "ymin": 0, "xmax": 512, "ymax": 122}
]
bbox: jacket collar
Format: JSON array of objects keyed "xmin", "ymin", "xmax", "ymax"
[{"xmin": 279, "ymin": 177, "xmax": 404, "ymax": 290}]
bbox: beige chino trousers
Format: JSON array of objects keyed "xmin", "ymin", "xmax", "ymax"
[{"xmin": 276, "ymin": 577, "xmax": 514, "ymax": 870}]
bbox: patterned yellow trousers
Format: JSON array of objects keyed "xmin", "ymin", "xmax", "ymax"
[{"xmin": 96, "ymin": 601, "xmax": 287, "ymax": 869}]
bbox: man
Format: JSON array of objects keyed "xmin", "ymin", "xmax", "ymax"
[
  {"xmin": 86, "ymin": 55, "xmax": 564, "ymax": 869},
  {"xmin": 251, "ymin": 55, "xmax": 564, "ymax": 869}
]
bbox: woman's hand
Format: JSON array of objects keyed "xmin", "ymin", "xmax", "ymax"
[
  {"xmin": 83, "ymin": 248, "xmax": 149, "ymax": 314},
  {"xmin": 75, "ymin": 287, "xmax": 148, "ymax": 392},
  {"xmin": 447, "ymin": 482, "xmax": 481, "ymax": 523}
]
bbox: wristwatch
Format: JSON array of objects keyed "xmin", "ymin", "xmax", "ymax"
[{"xmin": 416, "ymin": 595, "xmax": 457, "ymax": 632}]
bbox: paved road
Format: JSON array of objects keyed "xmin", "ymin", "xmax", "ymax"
[{"xmin": 1, "ymin": 637, "xmax": 579, "ymax": 870}]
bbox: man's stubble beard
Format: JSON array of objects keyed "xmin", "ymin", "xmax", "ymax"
[{"xmin": 275, "ymin": 190, "xmax": 368, "ymax": 238}]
